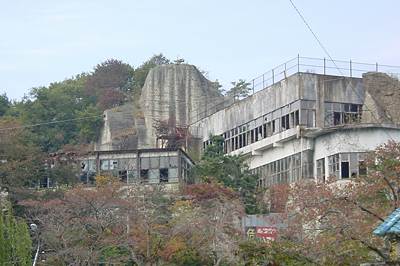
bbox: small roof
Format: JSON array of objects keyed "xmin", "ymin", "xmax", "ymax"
[{"xmin": 373, "ymin": 208, "xmax": 400, "ymax": 236}]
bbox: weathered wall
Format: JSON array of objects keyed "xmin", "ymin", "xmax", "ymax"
[
  {"xmin": 96, "ymin": 103, "xmax": 141, "ymax": 151},
  {"xmin": 97, "ymin": 64, "xmax": 224, "ymax": 150},
  {"xmin": 313, "ymin": 126, "xmax": 400, "ymax": 178},
  {"xmin": 191, "ymin": 73, "xmax": 364, "ymax": 140},
  {"xmin": 140, "ymin": 64, "xmax": 224, "ymax": 148},
  {"xmin": 362, "ymin": 72, "xmax": 400, "ymax": 124}
]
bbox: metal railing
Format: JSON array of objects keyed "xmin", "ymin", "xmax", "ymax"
[{"xmin": 249, "ymin": 55, "xmax": 400, "ymax": 93}]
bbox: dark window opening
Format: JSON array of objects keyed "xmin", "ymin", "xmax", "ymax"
[
  {"xmin": 160, "ymin": 168, "xmax": 169, "ymax": 183},
  {"xmin": 235, "ymin": 136, "xmax": 238, "ymax": 150},
  {"xmin": 295, "ymin": 110, "xmax": 299, "ymax": 126},
  {"xmin": 263, "ymin": 124, "xmax": 267, "ymax": 138},
  {"xmin": 341, "ymin": 162, "xmax": 349, "ymax": 179},
  {"xmin": 140, "ymin": 169, "xmax": 149, "ymax": 182},
  {"xmin": 334, "ymin": 112, "xmax": 341, "ymax": 125},
  {"xmin": 119, "ymin": 170, "xmax": 127, "ymax": 183}
]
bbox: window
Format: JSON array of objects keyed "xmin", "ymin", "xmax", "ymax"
[
  {"xmin": 140, "ymin": 169, "xmax": 149, "ymax": 182},
  {"xmin": 316, "ymin": 158, "xmax": 325, "ymax": 182},
  {"xmin": 141, "ymin": 157, "xmax": 150, "ymax": 169},
  {"xmin": 150, "ymin": 157, "xmax": 159, "ymax": 168},
  {"xmin": 110, "ymin": 160, "xmax": 118, "ymax": 170},
  {"xmin": 160, "ymin": 168, "xmax": 169, "ymax": 183},
  {"xmin": 341, "ymin": 162, "xmax": 349, "ymax": 178},
  {"xmin": 119, "ymin": 170, "xmax": 127, "ymax": 183},
  {"xmin": 100, "ymin": 160, "xmax": 109, "ymax": 171},
  {"xmin": 281, "ymin": 114, "xmax": 290, "ymax": 130},
  {"xmin": 328, "ymin": 154, "xmax": 340, "ymax": 177},
  {"xmin": 169, "ymin": 156, "xmax": 178, "ymax": 168}
]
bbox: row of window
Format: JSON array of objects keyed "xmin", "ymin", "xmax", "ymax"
[
  {"xmin": 325, "ymin": 103, "xmax": 362, "ymax": 127},
  {"xmin": 80, "ymin": 156, "xmax": 183, "ymax": 184},
  {"xmin": 253, "ymin": 152, "xmax": 367, "ymax": 188},
  {"xmin": 202, "ymin": 110, "xmax": 301, "ymax": 154},
  {"xmin": 252, "ymin": 152, "xmax": 314, "ymax": 188},
  {"xmin": 324, "ymin": 152, "xmax": 367, "ymax": 181}
]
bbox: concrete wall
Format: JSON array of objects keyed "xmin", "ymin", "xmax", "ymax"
[
  {"xmin": 191, "ymin": 73, "xmax": 364, "ymax": 142},
  {"xmin": 362, "ymin": 72, "xmax": 400, "ymax": 124},
  {"xmin": 141, "ymin": 64, "xmax": 224, "ymax": 148},
  {"xmin": 312, "ymin": 126, "xmax": 400, "ymax": 178}
]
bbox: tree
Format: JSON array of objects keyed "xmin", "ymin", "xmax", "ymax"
[
  {"xmin": 168, "ymin": 183, "xmax": 245, "ymax": 265},
  {"xmin": 0, "ymin": 93, "xmax": 10, "ymax": 117},
  {"xmin": 0, "ymin": 200, "xmax": 32, "ymax": 266},
  {"xmin": 0, "ymin": 118, "xmax": 45, "ymax": 189},
  {"xmin": 277, "ymin": 140, "xmax": 400, "ymax": 265},
  {"xmin": 191, "ymin": 135, "xmax": 259, "ymax": 214},
  {"xmin": 85, "ymin": 59, "xmax": 134, "ymax": 94},
  {"xmin": 226, "ymin": 79, "xmax": 252, "ymax": 101},
  {"xmin": 132, "ymin": 53, "xmax": 171, "ymax": 93},
  {"xmin": 9, "ymin": 74, "xmax": 103, "ymax": 152}
]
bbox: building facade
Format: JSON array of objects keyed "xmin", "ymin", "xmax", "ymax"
[
  {"xmin": 80, "ymin": 148, "xmax": 194, "ymax": 187},
  {"xmin": 190, "ymin": 58, "xmax": 400, "ymax": 188}
]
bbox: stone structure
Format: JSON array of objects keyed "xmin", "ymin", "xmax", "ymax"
[
  {"xmin": 362, "ymin": 72, "xmax": 400, "ymax": 124},
  {"xmin": 140, "ymin": 64, "xmax": 224, "ymax": 147},
  {"xmin": 96, "ymin": 64, "xmax": 225, "ymax": 151}
]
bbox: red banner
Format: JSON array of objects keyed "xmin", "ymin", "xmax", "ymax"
[{"xmin": 255, "ymin": 226, "xmax": 278, "ymax": 241}]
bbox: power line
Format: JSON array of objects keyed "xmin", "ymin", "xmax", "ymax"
[
  {"xmin": 287, "ymin": 0, "xmax": 395, "ymax": 140},
  {"xmin": 0, "ymin": 115, "xmax": 103, "ymax": 132}
]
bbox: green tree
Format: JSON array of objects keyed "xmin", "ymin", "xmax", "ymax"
[
  {"xmin": 9, "ymin": 74, "xmax": 103, "ymax": 151},
  {"xmin": 0, "ymin": 93, "xmax": 10, "ymax": 117},
  {"xmin": 132, "ymin": 53, "xmax": 171, "ymax": 93},
  {"xmin": 76, "ymin": 104, "xmax": 103, "ymax": 143},
  {"xmin": 191, "ymin": 135, "xmax": 259, "ymax": 214},
  {"xmin": 0, "ymin": 201, "xmax": 32, "ymax": 266},
  {"xmin": 226, "ymin": 79, "xmax": 252, "ymax": 101}
]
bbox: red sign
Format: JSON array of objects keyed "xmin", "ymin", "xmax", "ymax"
[{"xmin": 255, "ymin": 226, "xmax": 278, "ymax": 241}]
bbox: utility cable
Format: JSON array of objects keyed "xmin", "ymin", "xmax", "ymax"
[
  {"xmin": 288, "ymin": 0, "xmax": 395, "ymax": 140},
  {"xmin": 0, "ymin": 115, "xmax": 103, "ymax": 132}
]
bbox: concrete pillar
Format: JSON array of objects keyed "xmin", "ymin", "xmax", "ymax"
[{"xmin": 315, "ymin": 75, "xmax": 325, "ymax": 128}]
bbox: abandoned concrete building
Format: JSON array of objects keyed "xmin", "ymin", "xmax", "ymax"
[
  {"xmin": 83, "ymin": 57, "xmax": 400, "ymax": 189},
  {"xmin": 189, "ymin": 56, "xmax": 400, "ymax": 187},
  {"xmin": 79, "ymin": 148, "xmax": 194, "ymax": 187}
]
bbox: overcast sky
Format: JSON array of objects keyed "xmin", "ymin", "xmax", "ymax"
[{"xmin": 1, "ymin": 0, "xmax": 400, "ymax": 100}]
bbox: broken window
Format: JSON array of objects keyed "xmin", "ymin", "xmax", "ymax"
[
  {"xmin": 333, "ymin": 112, "xmax": 341, "ymax": 125},
  {"xmin": 140, "ymin": 169, "xmax": 149, "ymax": 182},
  {"xmin": 281, "ymin": 114, "xmax": 290, "ymax": 130},
  {"xmin": 119, "ymin": 170, "xmax": 127, "ymax": 183},
  {"xmin": 316, "ymin": 158, "xmax": 325, "ymax": 182},
  {"xmin": 160, "ymin": 168, "xmax": 169, "ymax": 183}
]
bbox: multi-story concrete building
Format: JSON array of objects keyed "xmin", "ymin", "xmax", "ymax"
[{"xmin": 190, "ymin": 56, "xmax": 400, "ymax": 187}]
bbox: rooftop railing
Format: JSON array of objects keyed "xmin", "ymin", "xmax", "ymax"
[
  {"xmin": 250, "ymin": 55, "xmax": 400, "ymax": 94},
  {"xmin": 189, "ymin": 56, "xmax": 400, "ymax": 128}
]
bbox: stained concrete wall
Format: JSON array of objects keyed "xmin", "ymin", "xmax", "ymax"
[
  {"xmin": 362, "ymin": 72, "xmax": 400, "ymax": 124},
  {"xmin": 96, "ymin": 103, "xmax": 140, "ymax": 151},
  {"xmin": 312, "ymin": 126, "xmax": 400, "ymax": 178},
  {"xmin": 96, "ymin": 64, "xmax": 224, "ymax": 150},
  {"xmin": 190, "ymin": 73, "xmax": 364, "ymax": 141},
  {"xmin": 140, "ymin": 64, "xmax": 224, "ymax": 148}
]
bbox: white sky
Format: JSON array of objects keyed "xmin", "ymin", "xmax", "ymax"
[{"xmin": 1, "ymin": 0, "xmax": 400, "ymax": 100}]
